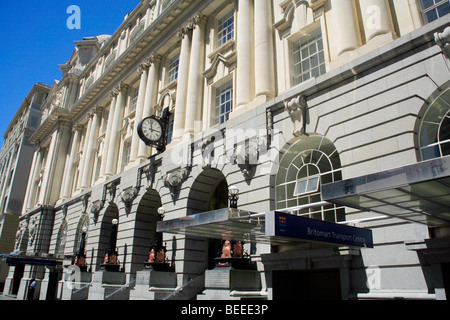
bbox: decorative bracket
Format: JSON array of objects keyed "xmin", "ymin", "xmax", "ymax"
[{"xmin": 435, "ymin": 26, "xmax": 450, "ymax": 59}]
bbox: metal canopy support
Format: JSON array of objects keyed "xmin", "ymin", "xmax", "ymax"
[{"xmin": 321, "ymin": 155, "xmax": 450, "ymax": 227}]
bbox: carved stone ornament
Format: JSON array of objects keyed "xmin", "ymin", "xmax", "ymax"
[
  {"xmin": 28, "ymin": 216, "xmax": 38, "ymax": 246},
  {"xmin": 164, "ymin": 168, "xmax": 190, "ymax": 197},
  {"xmin": 90, "ymin": 200, "xmax": 104, "ymax": 223},
  {"xmin": 141, "ymin": 164, "xmax": 155, "ymax": 187},
  {"xmin": 121, "ymin": 187, "xmax": 139, "ymax": 214},
  {"xmin": 62, "ymin": 204, "xmax": 68, "ymax": 220},
  {"xmin": 226, "ymin": 138, "xmax": 260, "ymax": 180},
  {"xmin": 81, "ymin": 194, "xmax": 90, "ymax": 213},
  {"xmin": 285, "ymin": 94, "xmax": 307, "ymax": 137},
  {"xmin": 15, "ymin": 221, "xmax": 27, "ymax": 251},
  {"xmin": 200, "ymin": 135, "xmax": 216, "ymax": 169}
]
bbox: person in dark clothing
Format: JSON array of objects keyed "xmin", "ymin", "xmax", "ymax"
[{"xmin": 27, "ymin": 278, "xmax": 36, "ymax": 300}]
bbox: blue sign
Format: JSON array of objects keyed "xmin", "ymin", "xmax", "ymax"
[{"xmin": 267, "ymin": 212, "xmax": 373, "ymax": 248}]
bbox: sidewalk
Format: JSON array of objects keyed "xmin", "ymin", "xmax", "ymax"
[{"xmin": 0, "ymin": 293, "xmax": 17, "ymax": 300}]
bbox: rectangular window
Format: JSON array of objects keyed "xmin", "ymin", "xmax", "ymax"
[
  {"xmin": 292, "ymin": 29, "xmax": 326, "ymax": 85},
  {"xmin": 419, "ymin": 0, "xmax": 450, "ymax": 23},
  {"xmin": 217, "ymin": 10, "xmax": 234, "ymax": 47},
  {"xmin": 131, "ymin": 87, "xmax": 139, "ymax": 111},
  {"xmin": 214, "ymin": 80, "xmax": 233, "ymax": 125},
  {"xmin": 166, "ymin": 113, "xmax": 174, "ymax": 144},
  {"xmin": 122, "ymin": 140, "xmax": 132, "ymax": 167},
  {"xmin": 168, "ymin": 55, "xmax": 179, "ymax": 83}
]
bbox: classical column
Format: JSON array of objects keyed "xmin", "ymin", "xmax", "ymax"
[
  {"xmin": 61, "ymin": 125, "xmax": 81, "ymax": 199},
  {"xmin": 359, "ymin": 0, "xmax": 395, "ymax": 42},
  {"xmin": 330, "ymin": 0, "xmax": 361, "ymax": 56},
  {"xmin": 105, "ymin": 83, "xmax": 128, "ymax": 178},
  {"xmin": 39, "ymin": 122, "xmax": 72, "ymax": 204},
  {"xmin": 80, "ymin": 107, "xmax": 101, "ymax": 189},
  {"xmin": 184, "ymin": 15, "xmax": 207, "ymax": 137},
  {"xmin": 254, "ymin": 0, "xmax": 275, "ymax": 99},
  {"xmin": 99, "ymin": 92, "xmax": 118, "ymax": 179},
  {"xmin": 138, "ymin": 54, "xmax": 161, "ymax": 160},
  {"xmin": 236, "ymin": 0, "xmax": 254, "ymax": 108},
  {"xmin": 76, "ymin": 121, "xmax": 91, "ymax": 190},
  {"xmin": 24, "ymin": 147, "xmax": 44, "ymax": 211},
  {"xmin": 172, "ymin": 25, "xmax": 192, "ymax": 141},
  {"xmin": 129, "ymin": 63, "xmax": 149, "ymax": 165}
]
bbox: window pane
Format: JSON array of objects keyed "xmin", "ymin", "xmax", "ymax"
[
  {"xmin": 425, "ymin": 10, "xmax": 438, "ymax": 23},
  {"xmin": 306, "ymin": 177, "xmax": 320, "ymax": 193},
  {"xmin": 437, "ymin": 2, "xmax": 450, "ymax": 17},
  {"xmin": 441, "ymin": 141, "xmax": 450, "ymax": 156},
  {"xmin": 439, "ymin": 116, "xmax": 450, "ymax": 142},
  {"xmin": 422, "ymin": 145, "xmax": 441, "ymax": 160},
  {"xmin": 294, "ymin": 180, "xmax": 307, "ymax": 196},
  {"xmin": 420, "ymin": 0, "xmax": 434, "ymax": 8}
]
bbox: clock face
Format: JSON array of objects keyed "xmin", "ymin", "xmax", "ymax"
[{"xmin": 139, "ymin": 117, "xmax": 163, "ymax": 144}]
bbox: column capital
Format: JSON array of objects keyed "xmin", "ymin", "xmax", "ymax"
[
  {"xmin": 93, "ymin": 105, "xmax": 104, "ymax": 115},
  {"xmin": 145, "ymin": 53, "xmax": 162, "ymax": 66},
  {"xmin": 116, "ymin": 82, "xmax": 129, "ymax": 93},
  {"xmin": 138, "ymin": 62, "xmax": 150, "ymax": 74},
  {"xmin": 72, "ymin": 123, "xmax": 83, "ymax": 133},
  {"xmin": 178, "ymin": 21, "xmax": 194, "ymax": 38},
  {"xmin": 191, "ymin": 13, "xmax": 208, "ymax": 26},
  {"xmin": 110, "ymin": 88, "xmax": 119, "ymax": 99}
]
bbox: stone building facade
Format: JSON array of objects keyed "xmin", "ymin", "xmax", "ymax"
[
  {"xmin": 0, "ymin": 83, "xmax": 49, "ymax": 291},
  {"xmin": 2, "ymin": 0, "xmax": 450, "ymax": 300}
]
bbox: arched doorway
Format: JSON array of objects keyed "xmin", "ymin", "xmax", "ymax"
[
  {"xmin": 133, "ymin": 189, "xmax": 161, "ymax": 273},
  {"xmin": 187, "ymin": 169, "xmax": 228, "ymax": 270},
  {"xmin": 97, "ymin": 204, "xmax": 119, "ymax": 269}
]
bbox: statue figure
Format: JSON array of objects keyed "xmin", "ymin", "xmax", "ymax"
[
  {"xmin": 221, "ymin": 240, "xmax": 232, "ymax": 258},
  {"xmin": 218, "ymin": 240, "xmax": 232, "ymax": 266},
  {"xmin": 109, "ymin": 253, "xmax": 118, "ymax": 265},
  {"xmin": 156, "ymin": 248, "xmax": 165, "ymax": 263},
  {"xmin": 233, "ymin": 241, "xmax": 243, "ymax": 258},
  {"xmin": 100, "ymin": 252, "xmax": 108, "ymax": 269},
  {"xmin": 145, "ymin": 248, "xmax": 156, "ymax": 268}
]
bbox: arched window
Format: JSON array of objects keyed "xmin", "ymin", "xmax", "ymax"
[
  {"xmin": 275, "ymin": 135, "xmax": 344, "ymax": 222},
  {"xmin": 419, "ymin": 87, "xmax": 450, "ymax": 161},
  {"xmin": 55, "ymin": 221, "xmax": 68, "ymax": 256}
]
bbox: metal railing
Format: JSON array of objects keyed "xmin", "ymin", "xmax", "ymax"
[
  {"xmin": 105, "ymin": 279, "xmax": 136, "ymax": 300},
  {"xmin": 162, "ymin": 269, "xmax": 206, "ymax": 301}
]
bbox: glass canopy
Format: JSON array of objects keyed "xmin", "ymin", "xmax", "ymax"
[{"xmin": 321, "ymin": 155, "xmax": 450, "ymax": 227}]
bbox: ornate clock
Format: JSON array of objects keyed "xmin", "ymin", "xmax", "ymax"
[{"xmin": 137, "ymin": 116, "xmax": 166, "ymax": 152}]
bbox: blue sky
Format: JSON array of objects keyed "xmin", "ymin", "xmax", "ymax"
[{"xmin": 0, "ymin": 0, "xmax": 140, "ymax": 143}]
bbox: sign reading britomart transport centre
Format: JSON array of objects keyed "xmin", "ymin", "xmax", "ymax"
[{"xmin": 266, "ymin": 212, "xmax": 373, "ymax": 248}]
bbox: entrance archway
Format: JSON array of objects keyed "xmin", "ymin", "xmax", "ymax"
[
  {"xmin": 132, "ymin": 189, "xmax": 161, "ymax": 273},
  {"xmin": 187, "ymin": 169, "xmax": 228, "ymax": 215},
  {"xmin": 187, "ymin": 169, "xmax": 228, "ymax": 270},
  {"xmin": 97, "ymin": 204, "xmax": 119, "ymax": 269}
]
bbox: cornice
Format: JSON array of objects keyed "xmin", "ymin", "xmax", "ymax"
[
  {"xmin": 29, "ymin": 107, "xmax": 72, "ymax": 145},
  {"xmin": 69, "ymin": 0, "xmax": 208, "ymax": 120}
]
